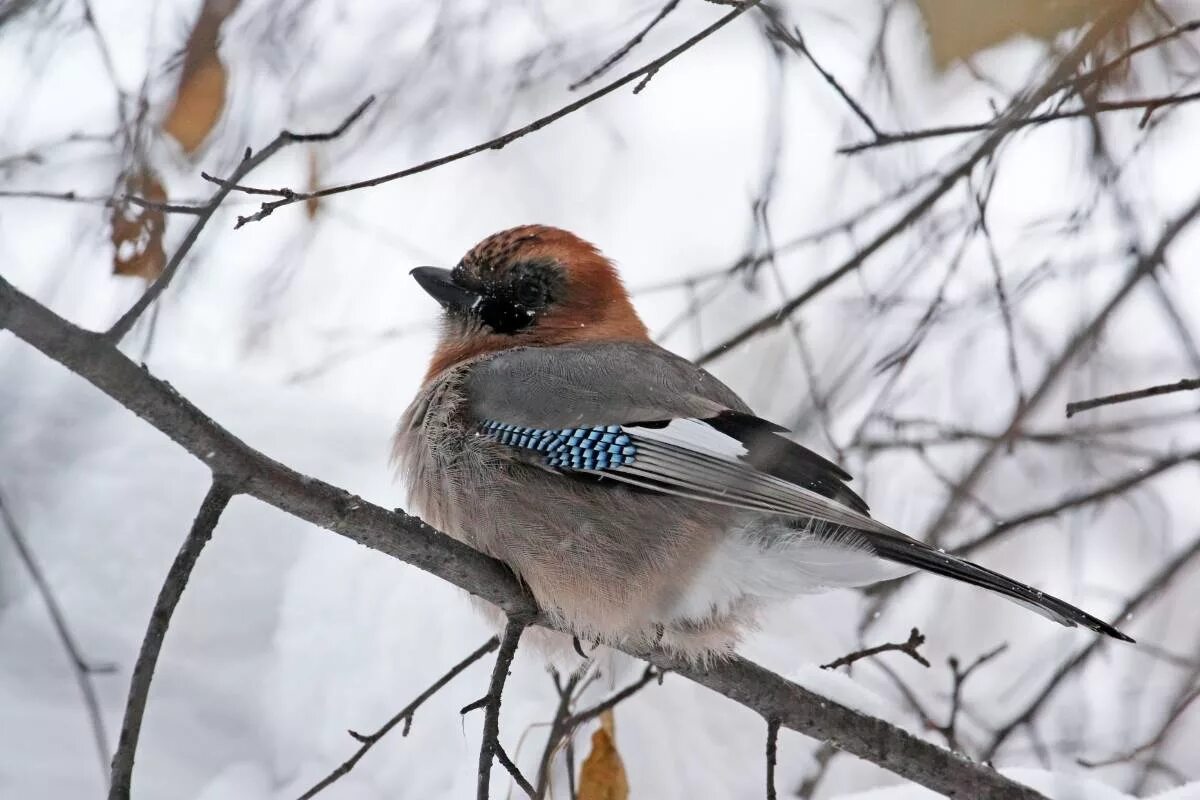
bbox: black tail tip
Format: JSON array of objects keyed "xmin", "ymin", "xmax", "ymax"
[{"xmin": 1095, "ymin": 620, "xmax": 1136, "ymax": 643}]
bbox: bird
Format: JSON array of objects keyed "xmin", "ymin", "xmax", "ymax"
[{"xmin": 394, "ymin": 224, "xmax": 1133, "ymax": 658}]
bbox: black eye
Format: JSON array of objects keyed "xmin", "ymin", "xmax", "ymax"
[{"xmin": 516, "ymin": 281, "xmax": 543, "ymax": 306}]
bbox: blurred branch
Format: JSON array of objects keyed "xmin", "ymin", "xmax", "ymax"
[
  {"xmin": 1066, "ymin": 377, "xmax": 1200, "ymax": 418},
  {"xmin": 0, "ymin": 485, "xmax": 114, "ymax": 790},
  {"xmin": 298, "ymin": 636, "xmax": 500, "ymax": 800},
  {"xmin": 104, "ymin": 95, "xmax": 376, "ymax": 344},
  {"xmin": 983, "ymin": 536, "xmax": 1200, "ymax": 761},
  {"xmin": 837, "ymin": 90, "xmax": 1200, "ymax": 155},
  {"xmin": 914, "ymin": 186, "xmax": 1200, "ymax": 553},
  {"xmin": 951, "ymin": 447, "xmax": 1200, "ymax": 558},
  {"xmin": 218, "ymin": 1, "xmax": 762, "ymax": 227},
  {"xmin": 0, "ymin": 273, "xmax": 1051, "ymax": 800},
  {"xmin": 820, "ymin": 628, "xmax": 930, "ymax": 671},
  {"xmin": 108, "ymin": 479, "xmax": 235, "ymax": 800},
  {"xmin": 936, "ymin": 644, "xmax": 1008, "ymax": 754},
  {"xmin": 1077, "ymin": 686, "xmax": 1199, "ymax": 769},
  {"xmin": 694, "ymin": 0, "xmax": 1143, "ymax": 365},
  {"xmin": 568, "ymin": 0, "xmax": 681, "ymax": 90}
]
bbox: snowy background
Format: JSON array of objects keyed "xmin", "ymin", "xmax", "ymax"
[{"xmin": 2, "ymin": 1, "xmax": 1200, "ymax": 798}]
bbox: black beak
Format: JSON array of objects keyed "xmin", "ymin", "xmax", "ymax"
[{"xmin": 410, "ymin": 267, "xmax": 482, "ymax": 312}]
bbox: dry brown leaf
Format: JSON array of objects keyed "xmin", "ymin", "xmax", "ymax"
[
  {"xmin": 111, "ymin": 168, "xmax": 167, "ymax": 282},
  {"xmin": 162, "ymin": 0, "xmax": 241, "ymax": 154},
  {"xmin": 305, "ymin": 146, "xmax": 321, "ymax": 219},
  {"xmin": 915, "ymin": 0, "xmax": 1106, "ymax": 68},
  {"xmin": 577, "ymin": 709, "xmax": 629, "ymax": 800}
]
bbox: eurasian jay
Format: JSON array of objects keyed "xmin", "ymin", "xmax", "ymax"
[{"xmin": 394, "ymin": 224, "xmax": 1132, "ymax": 657}]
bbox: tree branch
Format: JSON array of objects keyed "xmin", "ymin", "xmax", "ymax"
[
  {"xmin": 1066, "ymin": 377, "xmax": 1200, "ymax": 418},
  {"xmin": 108, "ymin": 479, "xmax": 235, "ymax": 800},
  {"xmin": 0, "ymin": 271, "xmax": 1056, "ymax": 799},
  {"xmin": 298, "ymin": 636, "xmax": 500, "ymax": 800}
]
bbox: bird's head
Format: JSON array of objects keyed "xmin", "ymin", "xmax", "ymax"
[{"xmin": 413, "ymin": 225, "xmax": 648, "ymax": 379}]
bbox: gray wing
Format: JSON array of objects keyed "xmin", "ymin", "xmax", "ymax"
[{"xmin": 465, "ymin": 341, "xmax": 875, "ymax": 525}]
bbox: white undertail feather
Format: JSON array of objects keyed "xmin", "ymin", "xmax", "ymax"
[{"xmin": 668, "ymin": 518, "xmax": 913, "ymax": 625}]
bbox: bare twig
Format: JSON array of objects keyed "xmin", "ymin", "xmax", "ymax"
[
  {"xmin": 473, "ymin": 617, "xmax": 533, "ymax": 800},
  {"xmin": 1066, "ymin": 377, "xmax": 1200, "ymax": 418},
  {"xmin": 298, "ymin": 636, "xmax": 500, "ymax": 800},
  {"xmin": 569, "ymin": 0, "xmax": 681, "ymax": 90},
  {"xmin": 937, "ymin": 644, "xmax": 1008, "ymax": 753},
  {"xmin": 535, "ymin": 664, "xmax": 661, "ymax": 797},
  {"xmin": 0, "ymin": 486, "xmax": 114, "ymax": 789},
  {"xmin": 108, "ymin": 479, "xmax": 236, "ymax": 800},
  {"xmin": 820, "ymin": 628, "xmax": 930, "ymax": 671},
  {"xmin": 220, "ymin": 2, "xmax": 762, "ymax": 227},
  {"xmin": 0, "ymin": 272, "xmax": 1052, "ymax": 800},
  {"xmin": 104, "ymin": 95, "xmax": 375, "ymax": 343}
]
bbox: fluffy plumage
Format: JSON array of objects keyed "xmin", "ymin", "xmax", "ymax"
[{"xmin": 395, "ymin": 225, "xmax": 1132, "ymax": 657}]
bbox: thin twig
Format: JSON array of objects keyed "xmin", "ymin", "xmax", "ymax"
[
  {"xmin": 0, "ymin": 486, "xmax": 114, "ymax": 789},
  {"xmin": 1077, "ymin": 686, "xmax": 1200, "ymax": 769},
  {"xmin": 535, "ymin": 664, "xmax": 661, "ymax": 798},
  {"xmin": 221, "ymin": 2, "xmax": 762, "ymax": 227},
  {"xmin": 937, "ymin": 644, "xmax": 1008, "ymax": 753},
  {"xmin": 104, "ymin": 96, "xmax": 375, "ymax": 343},
  {"xmin": 1066, "ymin": 377, "xmax": 1200, "ymax": 418},
  {"xmin": 474, "ymin": 617, "xmax": 533, "ymax": 800},
  {"xmin": 108, "ymin": 479, "xmax": 236, "ymax": 800},
  {"xmin": 569, "ymin": 0, "xmax": 681, "ymax": 90},
  {"xmin": 950, "ymin": 448, "xmax": 1200, "ymax": 558},
  {"xmin": 837, "ymin": 91, "xmax": 1200, "ymax": 155},
  {"xmin": 821, "ymin": 628, "xmax": 930, "ymax": 671},
  {"xmin": 298, "ymin": 636, "xmax": 500, "ymax": 800}
]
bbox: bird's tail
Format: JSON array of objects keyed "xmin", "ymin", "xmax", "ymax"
[{"xmin": 857, "ymin": 529, "xmax": 1134, "ymax": 642}]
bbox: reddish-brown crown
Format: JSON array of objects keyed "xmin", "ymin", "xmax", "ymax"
[{"xmin": 424, "ymin": 225, "xmax": 649, "ymax": 380}]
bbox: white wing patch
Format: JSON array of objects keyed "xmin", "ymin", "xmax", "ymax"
[{"xmin": 625, "ymin": 418, "xmax": 748, "ymax": 458}]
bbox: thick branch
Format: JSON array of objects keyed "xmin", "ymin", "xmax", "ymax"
[
  {"xmin": 0, "ymin": 274, "xmax": 1050, "ymax": 799},
  {"xmin": 108, "ymin": 479, "xmax": 235, "ymax": 800}
]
